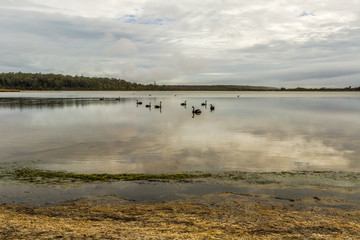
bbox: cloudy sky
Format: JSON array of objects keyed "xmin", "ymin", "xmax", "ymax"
[{"xmin": 1, "ymin": 0, "xmax": 360, "ymax": 87}]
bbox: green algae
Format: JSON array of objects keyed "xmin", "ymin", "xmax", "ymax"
[
  {"xmin": 220, "ymin": 171, "xmax": 360, "ymax": 189},
  {"xmin": 6, "ymin": 168, "xmax": 360, "ymax": 190},
  {"xmin": 12, "ymin": 168, "xmax": 213, "ymax": 183}
]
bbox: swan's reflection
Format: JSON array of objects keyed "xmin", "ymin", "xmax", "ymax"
[{"xmin": 1, "ymin": 96, "xmax": 359, "ymax": 173}]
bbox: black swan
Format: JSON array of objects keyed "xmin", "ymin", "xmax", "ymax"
[
  {"xmin": 154, "ymin": 101, "xmax": 162, "ymax": 108},
  {"xmin": 192, "ymin": 106, "xmax": 201, "ymax": 114}
]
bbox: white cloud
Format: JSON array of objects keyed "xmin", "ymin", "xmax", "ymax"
[
  {"xmin": 169, "ymin": 52, "xmax": 208, "ymax": 73},
  {"xmin": 1, "ymin": 0, "xmax": 359, "ymax": 87},
  {"xmin": 103, "ymin": 37, "xmax": 138, "ymax": 56},
  {"xmin": 118, "ymin": 63, "xmax": 177, "ymax": 83}
]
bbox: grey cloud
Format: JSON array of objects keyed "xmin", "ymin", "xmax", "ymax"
[
  {"xmin": 103, "ymin": 38, "xmax": 139, "ymax": 56},
  {"xmin": 169, "ymin": 53, "xmax": 208, "ymax": 74},
  {"xmin": 119, "ymin": 64, "xmax": 177, "ymax": 83},
  {"xmin": 1, "ymin": 1, "xmax": 360, "ymax": 87},
  {"xmin": 1, "ymin": 0, "xmax": 54, "ymax": 12},
  {"xmin": 268, "ymin": 63, "xmax": 360, "ymax": 82}
]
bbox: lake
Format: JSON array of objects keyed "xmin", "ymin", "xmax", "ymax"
[
  {"xmin": 1, "ymin": 91, "xmax": 360, "ymax": 206},
  {"xmin": 1, "ymin": 91, "xmax": 359, "ymax": 173}
]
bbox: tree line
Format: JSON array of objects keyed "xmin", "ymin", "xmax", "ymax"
[
  {"xmin": 0, "ymin": 72, "xmax": 150, "ymax": 90},
  {"xmin": 1, "ymin": 72, "xmax": 359, "ymax": 91},
  {"xmin": 0, "ymin": 72, "xmax": 276, "ymax": 91}
]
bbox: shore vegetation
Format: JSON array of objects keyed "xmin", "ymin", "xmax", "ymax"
[{"xmin": 1, "ymin": 72, "xmax": 359, "ymax": 91}]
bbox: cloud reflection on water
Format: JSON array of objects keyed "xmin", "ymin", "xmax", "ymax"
[{"xmin": 0, "ymin": 94, "xmax": 359, "ymax": 173}]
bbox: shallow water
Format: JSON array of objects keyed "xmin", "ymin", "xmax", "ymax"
[
  {"xmin": 1, "ymin": 91, "xmax": 360, "ymax": 206},
  {"xmin": 1, "ymin": 179, "xmax": 360, "ymax": 207},
  {"xmin": 1, "ymin": 91, "xmax": 360, "ymax": 173}
]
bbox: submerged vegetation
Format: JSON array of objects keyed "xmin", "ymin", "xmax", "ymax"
[
  {"xmin": 222, "ymin": 171, "xmax": 360, "ymax": 189},
  {"xmin": 11, "ymin": 168, "xmax": 213, "ymax": 183},
  {"xmin": 5, "ymin": 168, "xmax": 360, "ymax": 190}
]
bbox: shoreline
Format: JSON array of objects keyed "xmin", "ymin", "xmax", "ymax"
[
  {"xmin": 0, "ymin": 89, "xmax": 21, "ymax": 92},
  {"xmin": 2, "ymin": 88, "xmax": 360, "ymax": 93},
  {"xmin": 1, "ymin": 169, "xmax": 360, "ymax": 238},
  {"xmin": 1, "ymin": 168, "xmax": 360, "ymax": 206},
  {"xmin": 1, "ymin": 194, "xmax": 359, "ymax": 239}
]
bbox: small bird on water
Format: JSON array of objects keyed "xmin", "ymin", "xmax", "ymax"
[
  {"xmin": 154, "ymin": 101, "xmax": 162, "ymax": 108},
  {"xmin": 192, "ymin": 106, "xmax": 201, "ymax": 114}
]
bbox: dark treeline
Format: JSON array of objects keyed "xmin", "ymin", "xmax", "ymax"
[
  {"xmin": 1, "ymin": 72, "xmax": 359, "ymax": 91},
  {"xmin": 277, "ymin": 86, "xmax": 360, "ymax": 91},
  {"xmin": 0, "ymin": 72, "xmax": 147, "ymax": 90},
  {"xmin": 156, "ymin": 85, "xmax": 278, "ymax": 91},
  {"xmin": 0, "ymin": 72, "xmax": 277, "ymax": 91}
]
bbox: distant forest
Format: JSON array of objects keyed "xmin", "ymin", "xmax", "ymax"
[
  {"xmin": 0, "ymin": 72, "xmax": 145, "ymax": 91},
  {"xmin": 1, "ymin": 72, "xmax": 359, "ymax": 91}
]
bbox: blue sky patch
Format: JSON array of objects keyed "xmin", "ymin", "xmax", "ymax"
[
  {"xmin": 117, "ymin": 15, "xmax": 173, "ymax": 25},
  {"xmin": 300, "ymin": 11, "xmax": 315, "ymax": 17}
]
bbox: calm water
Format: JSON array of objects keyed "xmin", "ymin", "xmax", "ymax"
[{"xmin": 1, "ymin": 91, "xmax": 360, "ymax": 173}]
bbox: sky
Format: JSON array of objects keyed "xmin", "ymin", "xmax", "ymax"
[{"xmin": 1, "ymin": 0, "xmax": 360, "ymax": 87}]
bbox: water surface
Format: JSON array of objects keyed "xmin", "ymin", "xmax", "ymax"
[{"xmin": 1, "ymin": 91, "xmax": 359, "ymax": 173}]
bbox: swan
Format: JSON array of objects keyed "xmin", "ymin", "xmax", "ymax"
[
  {"xmin": 201, "ymin": 100, "xmax": 207, "ymax": 106},
  {"xmin": 100, "ymin": 97, "xmax": 104, "ymax": 101},
  {"xmin": 181, "ymin": 100, "xmax": 187, "ymax": 106},
  {"xmin": 145, "ymin": 102, "xmax": 151, "ymax": 108},
  {"xmin": 115, "ymin": 97, "xmax": 120, "ymax": 101},
  {"xmin": 192, "ymin": 106, "xmax": 201, "ymax": 114},
  {"xmin": 210, "ymin": 104, "xmax": 215, "ymax": 111},
  {"xmin": 136, "ymin": 100, "xmax": 143, "ymax": 105},
  {"xmin": 154, "ymin": 101, "xmax": 162, "ymax": 108}
]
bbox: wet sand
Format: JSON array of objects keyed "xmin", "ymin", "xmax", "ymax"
[{"xmin": 1, "ymin": 194, "xmax": 359, "ymax": 239}]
